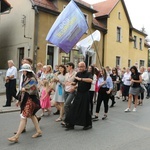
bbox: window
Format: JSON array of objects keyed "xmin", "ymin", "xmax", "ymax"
[
  {"xmin": 116, "ymin": 56, "xmax": 120, "ymax": 67},
  {"xmin": 72, "ymin": 50, "xmax": 84, "ymax": 68},
  {"xmin": 118, "ymin": 12, "xmax": 121, "ymax": 20},
  {"xmin": 128, "ymin": 59, "xmax": 131, "ymax": 68},
  {"xmin": 47, "ymin": 46, "xmax": 54, "ymax": 67},
  {"xmin": 83, "ymin": 13, "xmax": 88, "ymax": 24},
  {"xmin": 83, "ymin": 13, "xmax": 88, "ymax": 33},
  {"xmin": 139, "ymin": 60, "xmax": 144, "ymax": 67},
  {"xmin": 117, "ymin": 27, "xmax": 121, "ymax": 42},
  {"xmin": 134, "ymin": 36, "xmax": 137, "ymax": 48},
  {"xmin": 139, "ymin": 38, "xmax": 142, "ymax": 50},
  {"xmin": 18, "ymin": 47, "xmax": 24, "ymax": 69}
]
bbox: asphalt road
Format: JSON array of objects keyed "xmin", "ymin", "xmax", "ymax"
[{"xmin": 1, "ymin": 98, "xmax": 150, "ymax": 150}]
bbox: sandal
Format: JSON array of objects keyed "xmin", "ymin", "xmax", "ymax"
[
  {"xmin": 61, "ymin": 122, "xmax": 66, "ymax": 126},
  {"xmin": 32, "ymin": 131, "xmax": 42, "ymax": 138},
  {"xmin": 8, "ymin": 136, "xmax": 18, "ymax": 143},
  {"xmin": 55, "ymin": 118, "xmax": 62, "ymax": 122}
]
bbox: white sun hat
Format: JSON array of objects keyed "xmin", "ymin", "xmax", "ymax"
[{"xmin": 19, "ymin": 63, "xmax": 33, "ymax": 72}]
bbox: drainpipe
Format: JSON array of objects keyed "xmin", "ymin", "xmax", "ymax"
[
  {"xmin": 30, "ymin": 0, "xmax": 39, "ymax": 71},
  {"xmin": 102, "ymin": 32, "xmax": 106, "ymax": 66}
]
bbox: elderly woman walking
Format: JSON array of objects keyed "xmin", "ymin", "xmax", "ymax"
[{"xmin": 8, "ymin": 64, "xmax": 42, "ymax": 143}]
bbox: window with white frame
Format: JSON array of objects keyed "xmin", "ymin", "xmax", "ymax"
[
  {"xmin": 117, "ymin": 27, "xmax": 121, "ymax": 42},
  {"xmin": 116, "ymin": 56, "xmax": 120, "ymax": 66},
  {"xmin": 128, "ymin": 59, "xmax": 131, "ymax": 68},
  {"xmin": 139, "ymin": 60, "xmax": 144, "ymax": 67},
  {"xmin": 139, "ymin": 38, "xmax": 142, "ymax": 50},
  {"xmin": 134, "ymin": 36, "xmax": 137, "ymax": 48}
]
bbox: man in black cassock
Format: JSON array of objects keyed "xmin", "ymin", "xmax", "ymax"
[{"xmin": 65, "ymin": 62, "xmax": 93, "ymax": 130}]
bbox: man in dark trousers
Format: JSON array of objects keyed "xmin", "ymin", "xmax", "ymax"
[
  {"xmin": 3, "ymin": 60, "xmax": 17, "ymax": 107},
  {"xmin": 65, "ymin": 62, "xmax": 93, "ymax": 130}
]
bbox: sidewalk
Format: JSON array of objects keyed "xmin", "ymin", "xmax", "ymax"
[{"xmin": 0, "ymin": 94, "xmax": 20, "ymax": 113}]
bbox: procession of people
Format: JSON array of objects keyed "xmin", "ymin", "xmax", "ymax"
[{"xmin": 4, "ymin": 58, "xmax": 149, "ymax": 143}]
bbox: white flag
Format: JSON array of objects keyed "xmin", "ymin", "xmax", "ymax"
[{"xmin": 76, "ymin": 30, "xmax": 101, "ymax": 57}]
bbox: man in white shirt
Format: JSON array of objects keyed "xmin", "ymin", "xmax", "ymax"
[{"xmin": 3, "ymin": 60, "xmax": 17, "ymax": 107}]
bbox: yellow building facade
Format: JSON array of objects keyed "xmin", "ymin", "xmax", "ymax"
[
  {"xmin": 104, "ymin": 0, "xmax": 130, "ymax": 68},
  {"xmin": 94, "ymin": 0, "xmax": 148, "ymax": 69},
  {"xmin": 36, "ymin": 0, "xmax": 103, "ymax": 69},
  {"xmin": 0, "ymin": 0, "xmax": 148, "ymax": 70},
  {"xmin": 129, "ymin": 28, "xmax": 148, "ymax": 68}
]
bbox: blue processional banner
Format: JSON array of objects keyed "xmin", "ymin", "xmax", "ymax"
[{"xmin": 46, "ymin": 0, "xmax": 88, "ymax": 53}]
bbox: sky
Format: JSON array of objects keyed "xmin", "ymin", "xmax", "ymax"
[{"xmin": 83, "ymin": 0, "xmax": 150, "ymax": 40}]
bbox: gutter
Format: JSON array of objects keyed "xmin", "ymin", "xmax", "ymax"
[
  {"xmin": 29, "ymin": 0, "xmax": 39, "ymax": 71},
  {"xmin": 102, "ymin": 32, "xmax": 106, "ymax": 66},
  {"xmin": 30, "ymin": 0, "xmax": 39, "ymax": 14}
]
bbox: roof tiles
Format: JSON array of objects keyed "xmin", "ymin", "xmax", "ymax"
[
  {"xmin": 33, "ymin": 0, "xmax": 58, "ymax": 12},
  {"xmin": 93, "ymin": 0, "xmax": 119, "ymax": 17}
]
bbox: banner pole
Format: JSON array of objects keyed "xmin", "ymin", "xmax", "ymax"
[{"xmin": 87, "ymin": 24, "xmax": 103, "ymax": 69}]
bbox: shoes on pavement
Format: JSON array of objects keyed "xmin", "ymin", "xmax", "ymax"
[
  {"xmin": 83, "ymin": 125, "xmax": 92, "ymax": 130},
  {"xmin": 110, "ymin": 101, "xmax": 116, "ymax": 108},
  {"xmin": 116, "ymin": 96, "xmax": 120, "ymax": 99},
  {"xmin": 61, "ymin": 122, "xmax": 66, "ymax": 126},
  {"xmin": 138, "ymin": 101, "xmax": 143, "ymax": 106},
  {"xmin": 53, "ymin": 110, "xmax": 60, "ymax": 115},
  {"xmin": 102, "ymin": 115, "xmax": 107, "ymax": 120},
  {"xmin": 92, "ymin": 115, "xmax": 98, "ymax": 119},
  {"xmin": 65, "ymin": 124, "xmax": 74, "ymax": 131},
  {"xmin": 92, "ymin": 115, "xmax": 99, "ymax": 121},
  {"xmin": 8, "ymin": 136, "xmax": 18, "ymax": 143},
  {"xmin": 132, "ymin": 108, "xmax": 137, "ymax": 112},
  {"xmin": 14, "ymin": 128, "xmax": 26, "ymax": 134},
  {"xmin": 140, "ymin": 102, "xmax": 143, "ymax": 106},
  {"xmin": 3, "ymin": 105, "xmax": 11, "ymax": 107},
  {"xmin": 124, "ymin": 108, "xmax": 131, "ymax": 112},
  {"xmin": 146, "ymin": 96, "xmax": 149, "ymax": 99},
  {"xmin": 32, "ymin": 131, "xmax": 42, "ymax": 138},
  {"xmin": 55, "ymin": 118, "xmax": 62, "ymax": 122}
]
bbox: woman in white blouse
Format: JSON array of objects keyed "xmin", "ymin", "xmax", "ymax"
[
  {"xmin": 88, "ymin": 65, "xmax": 97, "ymax": 115},
  {"xmin": 122, "ymin": 68, "xmax": 131, "ymax": 101}
]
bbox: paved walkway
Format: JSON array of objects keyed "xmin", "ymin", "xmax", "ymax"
[{"xmin": 0, "ymin": 94, "xmax": 20, "ymax": 113}]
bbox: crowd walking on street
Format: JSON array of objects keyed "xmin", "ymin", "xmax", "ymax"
[{"xmin": 3, "ymin": 58, "xmax": 150, "ymax": 143}]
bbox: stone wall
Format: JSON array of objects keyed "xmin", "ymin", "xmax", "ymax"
[
  {"xmin": 0, "ymin": 70, "xmax": 19, "ymax": 94},
  {"xmin": 0, "ymin": 70, "xmax": 7, "ymax": 94}
]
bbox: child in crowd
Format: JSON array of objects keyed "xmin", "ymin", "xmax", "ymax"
[{"xmin": 40, "ymin": 80, "xmax": 52, "ymax": 116}]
